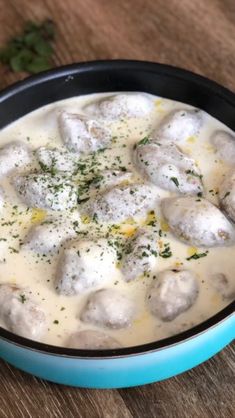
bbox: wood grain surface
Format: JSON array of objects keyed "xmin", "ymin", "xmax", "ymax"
[{"xmin": 0, "ymin": 1, "xmax": 234, "ymax": 417}]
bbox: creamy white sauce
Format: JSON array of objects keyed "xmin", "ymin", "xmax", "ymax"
[{"xmin": 0, "ymin": 92, "xmax": 234, "ymax": 348}]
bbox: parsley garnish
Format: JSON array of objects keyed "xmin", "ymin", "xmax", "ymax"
[
  {"xmin": 186, "ymin": 251, "xmax": 208, "ymax": 261},
  {"xmin": 170, "ymin": 177, "xmax": 179, "ymax": 188},
  {"xmin": 222, "ymin": 191, "xmax": 230, "ymax": 200},
  {"xmin": 19, "ymin": 294, "xmax": 26, "ymax": 304},
  {"xmin": 0, "ymin": 20, "xmax": 55, "ymax": 74},
  {"xmin": 134, "ymin": 137, "xmax": 150, "ymax": 149},
  {"xmin": 9, "ymin": 247, "xmax": 19, "ymax": 254},
  {"xmin": 185, "ymin": 170, "xmax": 203, "ymax": 181},
  {"xmin": 160, "ymin": 244, "xmax": 172, "ymax": 258}
]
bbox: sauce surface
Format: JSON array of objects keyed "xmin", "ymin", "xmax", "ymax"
[{"xmin": 0, "ymin": 92, "xmax": 234, "ymax": 348}]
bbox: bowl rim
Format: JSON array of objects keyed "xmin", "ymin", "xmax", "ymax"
[{"xmin": 0, "ymin": 59, "xmax": 234, "ymax": 359}]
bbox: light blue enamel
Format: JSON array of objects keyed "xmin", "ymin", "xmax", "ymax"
[{"xmin": 0, "ymin": 314, "xmax": 233, "ymax": 388}]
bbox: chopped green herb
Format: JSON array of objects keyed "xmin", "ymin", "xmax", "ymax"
[
  {"xmin": 160, "ymin": 244, "xmax": 172, "ymax": 258},
  {"xmin": 134, "ymin": 137, "xmax": 150, "ymax": 149},
  {"xmin": 9, "ymin": 247, "xmax": 19, "ymax": 254},
  {"xmin": 185, "ymin": 170, "xmax": 203, "ymax": 180},
  {"xmin": 186, "ymin": 251, "xmax": 208, "ymax": 261},
  {"xmin": 222, "ymin": 191, "xmax": 230, "ymax": 200},
  {"xmin": 19, "ymin": 294, "xmax": 26, "ymax": 304},
  {"xmin": 77, "ymin": 196, "xmax": 90, "ymax": 204},
  {"xmin": 147, "ymin": 220, "xmax": 156, "ymax": 227},
  {"xmin": 1, "ymin": 221, "xmax": 16, "ymax": 226},
  {"xmin": 53, "ymin": 320, "xmax": 59, "ymax": 324},
  {"xmin": 170, "ymin": 177, "xmax": 179, "ymax": 188}
]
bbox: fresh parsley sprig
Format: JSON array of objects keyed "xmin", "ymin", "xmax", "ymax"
[
  {"xmin": 0, "ymin": 20, "xmax": 55, "ymax": 74},
  {"xmin": 186, "ymin": 251, "xmax": 208, "ymax": 261}
]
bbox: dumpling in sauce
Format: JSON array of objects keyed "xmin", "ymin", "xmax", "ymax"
[
  {"xmin": 0, "ymin": 284, "xmax": 47, "ymax": 340},
  {"xmin": 13, "ymin": 173, "xmax": 78, "ymax": 211},
  {"xmin": 147, "ymin": 269, "xmax": 199, "ymax": 321},
  {"xmin": 35, "ymin": 147, "xmax": 78, "ymax": 173},
  {"xmin": 85, "ymin": 184, "xmax": 158, "ymax": 223},
  {"xmin": 219, "ymin": 169, "xmax": 235, "ymax": 223},
  {"xmin": 58, "ymin": 111, "xmax": 112, "ymax": 155},
  {"xmin": 90, "ymin": 169, "xmax": 132, "ymax": 192},
  {"xmin": 84, "ymin": 93, "xmax": 154, "ymax": 120},
  {"xmin": 55, "ymin": 239, "xmax": 116, "ymax": 295},
  {"xmin": 210, "ymin": 273, "xmax": 235, "ymax": 300},
  {"xmin": 0, "ymin": 141, "xmax": 32, "ymax": 178},
  {"xmin": 153, "ymin": 109, "xmax": 202, "ymax": 142},
  {"xmin": 67, "ymin": 329, "xmax": 120, "ymax": 349},
  {"xmin": 121, "ymin": 227, "xmax": 158, "ymax": 282},
  {"xmin": 161, "ymin": 196, "xmax": 235, "ymax": 247},
  {"xmin": 134, "ymin": 141, "xmax": 203, "ymax": 194},
  {"xmin": 210, "ymin": 130, "xmax": 235, "ymax": 164},
  {"xmin": 22, "ymin": 217, "xmax": 79, "ymax": 254},
  {"xmin": 80, "ymin": 288, "xmax": 136, "ymax": 329}
]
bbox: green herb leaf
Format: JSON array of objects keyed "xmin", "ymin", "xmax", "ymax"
[
  {"xmin": 134, "ymin": 137, "xmax": 150, "ymax": 149},
  {"xmin": 160, "ymin": 244, "xmax": 172, "ymax": 258},
  {"xmin": 19, "ymin": 294, "xmax": 26, "ymax": 304},
  {"xmin": 185, "ymin": 170, "xmax": 203, "ymax": 181},
  {"xmin": 170, "ymin": 177, "xmax": 179, "ymax": 188},
  {"xmin": 0, "ymin": 19, "xmax": 55, "ymax": 74},
  {"xmin": 186, "ymin": 251, "xmax": 208, "ymax": 261},
  {"xmin": 26, "ymin": 56, "xmax": 51, "ymax": 73},
  {"xmin": 222, "ymin": 191, "xmax": 230, "ymax": 200}
]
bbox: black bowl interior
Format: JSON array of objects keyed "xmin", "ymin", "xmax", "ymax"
[{"xmin": 0, "ymin": 60, "xmax": 234, "ymax": 358}]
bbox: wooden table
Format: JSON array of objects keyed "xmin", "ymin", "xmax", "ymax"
[{"xmin": 0, "ymin": 1, "xmax": 234, "ymax": 417}]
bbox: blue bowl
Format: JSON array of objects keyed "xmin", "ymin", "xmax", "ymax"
[{"xmin": 0, "ymin": 60, "xmax": 234, "ymax": 388}]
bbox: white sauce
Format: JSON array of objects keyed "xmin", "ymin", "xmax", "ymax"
[{"xmin": 0, "ymin": 92, "xmax": 234, "ymax": 348}]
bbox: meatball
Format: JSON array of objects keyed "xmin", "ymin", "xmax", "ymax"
[
  {"xmin": 210, "ymin": 130, "xmax": 235, "ymax": 164},
  {"xmin": 0, "ymin": 141, "xmax": 31, "ymax": 178},
  {"xmin": 35, "ymin": 147, "xmax": 77, "ymax": 173},
  {"xmin": 0, "ymin": 187, "xmax": 5, "ymax": 211},
  {"xmin": 67, "ymin": 330, "xmax": 120, "ymax": 349},
  {"xmin": 147, "ymin": 269, "xmax": 199, "ymax": 321},
  {"xmin": 219, "ymin": 169, "xmax": 235, "ymax": 223},
  {"xmin": 80, "ymin": 289, "xmax": 136, "ymax": 329},
  {"xmin": 23, "ymin": 217, "xmax": 79, "ymax": 254},
  {"xmin": 55, "ymin": 239, "xmax": 116, "ymax": 296},
  {"xmin": 85, "ymin": 184, "xmax": 157, "ymax": 223},
  {"xmin": 121, "ymin": 227, "xmax": 158, "ymax": 282},
  {"xmin": 210, "ymin": 273, "xmax": 235, "ymax": 300},
  {"xmin": 0, "ymin": 284, "xmax": 47, "ymax": 340},
  {"xmin": 84, "ymin": 93, "xmax": 154, "ymax": 120},
  {"xmin": 13, "ymin": 173, "xmax": 77, "ymax": 211},
  {"xmin": 134, "ymin": 141, "xmax": 203, "ymax": 194},
  {"xmin": 90, "ymin": 169, "xmax": 132, "ymax": 191},
  {"xmin": 58, "ymin": 111, "xmax": 112, "ymax": 155},
  {"xmin": 161, "ymin": 196, "xmax": 235, "ymax": 247},
  {"xmin": 153, "ymin": 109, "xmax": 202, "ymax": 141}
]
